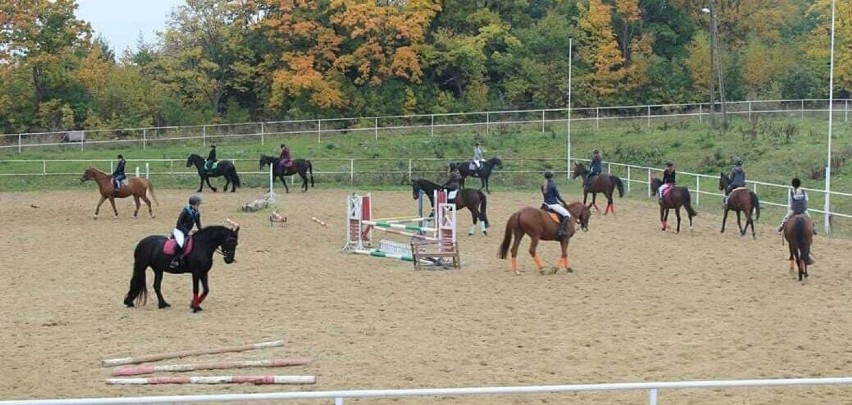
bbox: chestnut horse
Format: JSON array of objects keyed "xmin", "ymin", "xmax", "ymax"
[
  {"xmin": 650, "ymin": 177, "xmax": 698, "ymax": 233},
  {"xmin": 80, "ymin": 167, "xmax": 159, "ymax": 219},
  {"xmin": 718, "ymin": 173, "xmax": 761, "ymax": 238},
  {"xmin": 783, "ymin": 214, "xmax": 813, "ymax": 281},
  {"xmin": 498, "ymin": 202, "xmax": 591, "ymax": 275},
  {"xmin": 571, "ymin": 162, "xmax": 625, "ymax": 214}
]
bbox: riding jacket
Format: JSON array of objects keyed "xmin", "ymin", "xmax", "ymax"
[
  {"xmin": 474, "ymin": 146, "xmax": 485, "ymax": 162},
  {"xmin": 206, "ymin": 147, "xmax": 217, "ymax": 163},
  {"xmin": 543, "ymin": 179, "xmax": 565, "ymax": 205},
  {"xmin": 113, "ymin": 158, "xmax": 126, "ymax": 178},
  {"xmin": 662, "ymin": 169, "xmax": 676, "ymax": 184},
  {"xmin": 789, "ymin": 188, "xmax": 808, "ymax": 214},
  {"xmin": 442, "ymin": 169, "xmax": 461, "ymax": 190},
  {"xmin": 728, "ymin": 166, "xmax": 746, "ymax": 187},
  {"xmin": 589, "ymin": 155, "xmax": 602, "ymax": 176},
  {"xmin": 175, "ymin": 205, "xmax": 203, "ymax": 234}
]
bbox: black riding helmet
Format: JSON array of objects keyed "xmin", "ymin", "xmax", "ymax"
[
  {"xmin": 792, "ymin": 178, "xmax": 801, "ymax": 188},
  {"xmin": 544, "ymin": 170, "xmax": 553, "ymax": 179},
  {"xmin": 189, "ymin": 195, "xmax": 202, "ymax": 206}
]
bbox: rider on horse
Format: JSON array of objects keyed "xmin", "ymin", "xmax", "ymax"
[
  {"xmin": 204, "ymin": 144, "xmax": 217, "ymax": 172},
  {"xmin": 112, "ymin": 154, "xmax": 127, "ymax": 195},
  {"xmin": 171, "ymin": 195, "xmax": 203, "ymax": 269},
  {"xmin": 472, "ymin": 142, "xmax": 485, "ymax": 174},
  {"xmin": 725, "ymin": 158, "xmax": 746, "ymax": 206},
  {"xmin": 279, "ymin": 144, "xmax": 292, "ymax": 171},
  {"xmin": 542, "ymin": 171, "xmax": 571, "ymax": 237},
  {"xmin": 442, "ymin": 163, "xmax": 462, "ymax": 200},
  {"xmin": 659, "ymin": 161, "xmax": 676, "ymax": 202},
  {"xmin": 778, "ymin": 177, "xmax": 817, "ymax": 235},
  {"xmin": 587, "ymin": 149, "xmax": 603, "ymax": 189}
]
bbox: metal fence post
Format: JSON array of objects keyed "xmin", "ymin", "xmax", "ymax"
[
  {"xmin": 268, "ymin": 164, "xmax": 273, "ymax": 194},
  {"xmin": 649, "ymin": 388, "xmax": 658, "ymax": 405},
  {"xmin": 143, "ymin": 128, "xmax": 147, "ymax": 150},
  {"xmin": 748, "ymin": 101, "xmax": 752, "ymax": 121},
  {"xmin": 260, "ymin": 122, "xmax": 265, "ymax": 145},
  {"xmin": 430, "ymin": 114, "xmax": 434, "ymax": 137},
  {"xmin": 607, "ymin": 163, "xmax": 611, "ymax": 174},
  {"xmin": 170, "ymin": 160, "xmax": 174, "ymax": 174},
  {"xmin": 647, "ymin": 106, "xmax": 651, "ymax": 128},
  {"xmin": 375, "ymin": 117, "xmax": 378, "ymax": 141},
  {"xmin": 696, "ymin": 176, "xmax": 700, "ymax": 206},
  {"xmin": 203, "ymin": 125, "xmax": 207, "ymax": 147},
  {"xmin": 317, "ymin": 120, "xmax": 321, "ymax": 143},
  {"xmin": 335, "ymin": 397, "xmax": 344, "ymax": 405},
  {"xmin": 627, "ymin": 166, "xmax": 631, "ymax": 194},
  {"xmin": 43, "ymin": 160, "xmax": 46, "ymax": 177},
  {"xmin": 699, "ymin": 104, "xmax": 702, "ymax": 123},
  {"xmin": 596, "ymin": 108, "xmax": 600, "ymax": 129},
  {"xmin": 801, "ymin": 99, "xmax": 804, "ymax": 120},
  {"xmin": 408, "ymin": 159, "xmax": 412, "ymax": 180},
  {"xmin": 349, "ymin": 159, "xmax": 354, "ymax": 185},
  {"xmin": 541, "ymin": 110, "xmax": 545, "ymax": 133},
  {"xmin": 846, "ymin": 99, "xmax": 848, "ymax": 123},
  {"xmin": 18, "ymin": 134, "xmax": 21, "ymax": 153},
  {"xmin": 647, "ymin": 168, "xmax": 651, "ymax": 196},
  {"xmin": 146, "ymin": 162, "xmax": 150, "ymax": 179},
  {"xmin": 486, "ymin": 112, "xmax": 490, "ymax": 137}
]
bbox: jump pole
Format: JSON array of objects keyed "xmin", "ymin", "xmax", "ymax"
[
  {"xmin": 311, "ymin": 216, "xmax": 329, "ymax": 227},
  {"xmin": 106, "ymin": 375, "xmax": 316, "ymax": 385},
  {"xmin": 112, "ymin": 357, "xmax": 311, "ymax": 376},
  {"xmin": 102, "ymin": 339, "xmax": 284, "ymax": 367}
]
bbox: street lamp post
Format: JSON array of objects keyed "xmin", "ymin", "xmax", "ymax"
[
  {"xmin": 701, "ymin": 7, "xmax": 716, "ymax": 128},
  {"xmin": 825, "ymin": 0, "xmax": 836, "ymax": 233}
]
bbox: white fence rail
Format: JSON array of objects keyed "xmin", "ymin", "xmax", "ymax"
[
  {"xmin": 2, "ymin": 377, "xmax": 851, "ymax": 404},
  {"xmin": 0, "ymin": 98, "xmax": 849, "ymax": 152},
  {"xmin": 1, "ymin": 158, "xmax": 850, "ymax": 223}
]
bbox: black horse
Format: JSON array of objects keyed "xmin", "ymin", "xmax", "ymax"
[
  {"xmin": 412, "ymin": 178, "xmax": 489, "ymax": 236},
  {"xmin": 259, "ymin": 155, "xmax": 314, "ymax": 193},
  {"xmin": 123, "ymin": 223, "xmax": 240, "ymax": 313},
  {"xmin": 186, "ymin": 154, "xmax": 241, "ymax": 193},
  {"xmin": 455, "ymin": 155, "xmax": 502, "ymax": 194}
]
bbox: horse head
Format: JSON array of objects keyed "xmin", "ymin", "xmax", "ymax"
[
  {"xmin": 571, "ymin": 162, "xmax": 587, "ymax": 179},
  {"xmin": 490, "ymin": 155, "xmax": 503, "ymax": 168},
  {"xmin": 649, "ymin": 176, "xmax": 662, "ymax": 196},
  {"xmin": 718, "ymin": 173, "xmax": 729, "ymax": 191},
  {"xmin": 186, "ymin": 154, "xmax": 201, "ymax": 168},
  {"xmin": 259, "ymin": 155, "xmax": 273, "ymax": 171},
  {"xmin": 567, "ymin": 202, "xmax": 591, "ymax": 232},
  {"xmin": 221, "ymin": 219, "xmax": 241, "ymax": 264},
  {"xmin": 80, "ymin": 167, "xmax": 96, "ymax": 183}
]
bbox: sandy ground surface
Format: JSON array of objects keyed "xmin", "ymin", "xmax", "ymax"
[{"xmin": 1, "ymin": 186, "xmax": 851, "ymax": 405}]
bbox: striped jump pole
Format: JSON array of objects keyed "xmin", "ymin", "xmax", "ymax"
[
  {"xmin": 112, "ymin": 357, "xmax": 311, "ymax": 376},
  {"xmin": 362, "ymin": 220, "xmax": 436, "ymax": 233},
  {"xmin": 106, "ymin": 375, "xmax": 316, "ymax": 385},
  {"xmin": 311, "ymin": 216, "xmax": 329, "ymax": 227},
  {"xmin": 354, "ymin": 249, "xmax": 414, "ymax": 262},
  {"xmin": 102, "ymin": 339, "xmax": 284, "ymax": 367}
]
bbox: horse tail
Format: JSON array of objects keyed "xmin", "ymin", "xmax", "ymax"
[
  {"xmin": 478, "ymin": 190, "xmax": 489, "ymax": 228},
  {"xmin": 146, "ymin": 179, "xmax": 160, "ymax": 206},
  {"xmin": 750, "ymin": 191, "xmax": 760, "ymax": 221},
  {"xmin": 614, "ymin": 176, "xmax": 625, "ymax": 197},
  {"xmin": 498, "ymin": 212, "xmax": 518, "ymax": 259},
  {"xmin": 796, "ymin": 216, "xmax": 810, "ymax": 265},
  {"xmin": 230, "ymin": 164, "xmax": 241, "ymax": 189},
  {"xmin": 682, "ymin": 189, "xmax": 698, "ymax": 217},
  {"xmin": 308, "ymin": 160, "xmax": 314, "ymax": 187},
  {"xmin": 124, "ymin": 256, "xmax": 149, "ymax": 307}
]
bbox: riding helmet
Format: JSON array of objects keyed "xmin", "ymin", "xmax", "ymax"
[
  {"xmin": 592, "ymin": 148, "xmax": 600, "ymax": 154},
  {"xmin": 735, "ymin": 158, "xmax": 743, "ymax": 166},
  {"xmin": 792, "ymin": 178, "xmax": 801, "ymax": 188},
  {"xmin": 544, "ymin": 170, "xmax": 553, "ymax": 179},
  {"xmin": 666, "ymin": 161, "xmax": 673, "ymax": 167},
  {"xmin": 189, "ymin": 195, "xmax": 202, "ymax": 206},
  {"xmin": 117, "ymin": 154, "xmax": 124, "ymax": 159},
  {"xmin": 280, "ymin": 144, "xmax": 286, "ymax": 149}
]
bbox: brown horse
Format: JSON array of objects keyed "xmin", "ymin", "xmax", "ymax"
[
  {"xmin": 571, "ymin": 162, "xmax": 625, "ymax": 214},
  {"xmin": 498, "ymin": 202, "xmax": 591, "ymax": 275},
  {"xmin": 718, "ymin": 173, "xmax": 761, "ymax": 238},
  {"xmin": 412, "ymin": 178, "xmax": 489, "ymax": 235},
  {"xmin": 783, "ymin": 214, "xmax": 813, "ymax": 281},
  {"xmin": 650, "ymin": 177, "xmax": 698, "ymax": 233},
  {"xmin": 80, "ymin": 167, "xmax": 159, "ymax": 219}
]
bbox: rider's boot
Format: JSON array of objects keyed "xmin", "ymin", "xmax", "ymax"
[
  {"xmin": 170, "ymin": 245, "xmax": 183, "ymax": 269},
  {"xmin": 558, "ymin": 216, "xmax": 570, "ymax": 237}
]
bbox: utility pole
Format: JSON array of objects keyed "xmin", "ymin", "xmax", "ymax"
[{"xmin": 709, "ymin": 0, "xmax": 727, "ymax": 129}]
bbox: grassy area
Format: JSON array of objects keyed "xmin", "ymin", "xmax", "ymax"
[{"xmin": 1, "ymin": 112, "xmax": 850, "ymax": 232}]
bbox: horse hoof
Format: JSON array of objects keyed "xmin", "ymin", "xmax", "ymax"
[
  {"xmin": 93, "ymin": 216, "xmax": 98, "ymax": 220},
  {"xmin": 483, "ymin": 231, "xmax": 488, "ymax": 236},
  {"xmin": 158, "ymin": 302, "xmax": 171, "ymax": 309},
  {"xmin": 192, "ymin": 306, "xmax": 203, "ymax": 313}
]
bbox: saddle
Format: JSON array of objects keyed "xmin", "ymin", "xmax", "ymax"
[
  {"xmin": 659, "ymin": 184, "xmax": 673, "ymax": 200},
  {"xmin": 279, "ymin": 159, "xmax": 293, "ymax": 169},
  {"xmin": 540, "ymin": 204, "xmax": 565, "ymax": 224},
  {"xmin": 162, "ymin": 236, "xmax": 194, "ymax": 258},
  {"xmin": 204, "ymin": 161, "xmax": 219, "ymax": 171},
  {"xmin": 447, "ymin": 189, "xmax": 458, "ymax": 203}
]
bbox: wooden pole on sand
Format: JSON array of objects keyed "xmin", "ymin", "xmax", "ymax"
[
  {"xmin": 106, "ymin": 375, "xmax": 316, "ymax": 385},
  {"xmin": 112, "ymin": 357, "xmax": 311, "ymax": 376},
  {"xmin": 102, "ymin": 340, "xmax": 284, "ymax": 367}
]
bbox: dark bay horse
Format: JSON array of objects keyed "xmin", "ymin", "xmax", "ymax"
[
  {"xmin": 783, "ymin": 214, "xmax": 813, "ymax": 281},
  {"xmin": 718, "ymin": 173, "xmax": 761, "ymax": 238},
  {"xmin": 571, "ymin": 162, "xmax": 625, "ymax": 214},
  {"xmin": 498, "ymin": 202, "xmax": 591, "ymax": 275},
  {"xmin": 456, "ymin": 156, "xmax": 502, "ymax": 194},
  {"xmin": 259, "ymin": 155, "xmax": 314, "ymax": 193},
  {"xmin": 650, "ymin": 177, "xmax": 698, "ymax": 233},
  {"xmin": 412, "ymin": 178, "xmax": 489, "ymax": 236},
  {"xmin": 123, "ymin": 222, "xmax": 240, "ymax": 313},
  {"xmin": 186, "ymin": 153, "xmax": 241, "ymax": 193},
  {"xmin": 80, "ymin": 167, "xmax": 159, "ymax": 219}
]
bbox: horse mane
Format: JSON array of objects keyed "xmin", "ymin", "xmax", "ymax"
[{"xmin": 193, "ymin": 225, "xmax": 235, "ymax": 243}]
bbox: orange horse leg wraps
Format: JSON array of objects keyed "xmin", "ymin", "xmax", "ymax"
[
  {"xmin": 533, "ymin": 255, "xmax": 544, "ymax": 270},
  {"xmin": 511, "ymin": 257, "xmax": 518, "ymax": 272},
  {"xmin": 561, "ymin": 256, "xmax": 570, "ymax": 269}
]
